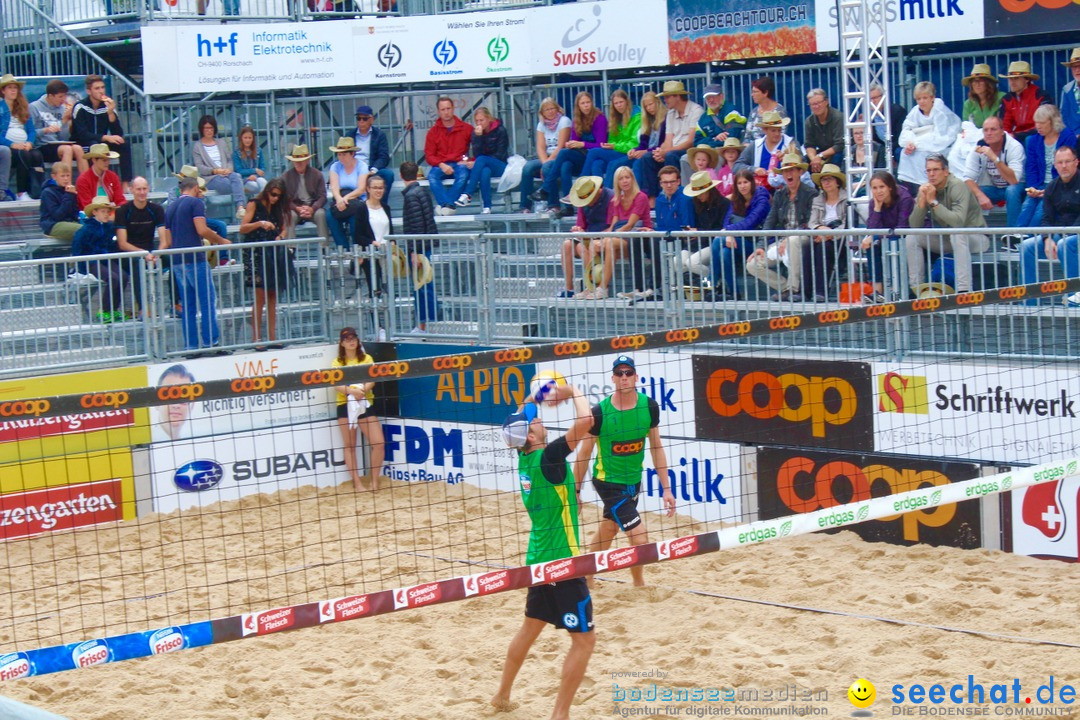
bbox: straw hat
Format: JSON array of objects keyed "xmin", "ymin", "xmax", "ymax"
[
  {"xmin": 286, "ymin": 144, "xmax": 313, "ymax": 162},
  {"xmin": 0, "ymin": 74, "xmax": 24, "ymax": 89},
  {"xmin": 83, "ymin": 199, "xmax": 117, "ymax": 214},
  {"xmin": 413, "ymin": 253, "xmax": 434, "ymax": 291},
  {"xmin": 1062, "ymin": 48, "xmax": 1080, "ymax": 67},
  {"xmin": 755, "ymin": 110, "xmax": 791, "ymax": 128},
  {"xmin": 718, "ymin": 136, "xmax": 745, "ymax": 156},
  {"xmin": 961, "ymin": 63, "xmax": 997, "ymax": 86},
  {"xmin": 658, "ymin": 80, "xmax": 689, "ymax": 97},
  {"xmin": 86, "ymin": 143, "xmax": 120, "ymax": 160},
  {"xmin": 912, "ymin": 282, "xmax": 954, "ymax": 298},
  {"xmin": 1002, "ymin": 61, "xmax": 1039, "ymax": 81},
  {"xmin": 391, "ymin": 244, "xmax": 408, "ymax": 279},
  {"xmin": 811, "ymin": 163, "xmax": 847, "ymax": 187},
  {"xmin": 778, "ymin": 153, "xmax": 808, "ymax": 171},
  {"xmin": 173, "ymin": 164, "xmax": 207, "ymax": 189},
  {"xmin": 686, "ymin": 144, "xmax": 719, "ymax": 168},
  {"xmin": 566, "ymin": 176, "xmax": 604, "ymax": 207},
  {"xmin": 683, "ymin": 171, "xmax": 722, "ymax": 198},
  {"xmin": 329, "ymin": 136, "xmax": 357, "ymax": 153}
]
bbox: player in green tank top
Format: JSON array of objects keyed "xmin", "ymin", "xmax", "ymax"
[
  {"xmin": 492, "ymin": 378, "xmax": 596, "ymax": 720},
  {"xmin": 574, "ymin": 355, "xmax": 674, "ymax": 587}
]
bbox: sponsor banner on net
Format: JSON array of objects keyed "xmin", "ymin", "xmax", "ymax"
[
  {"xmin": 814, "ymin": 0, "xmax": 984, "ymax": 51},
  {"xmin": 873, "ymin": 360, "xmax": 1080, "ymax": 464},
  {"xmin": 148, "ymin": 345, "xmax": 337, "ymax": 444}
]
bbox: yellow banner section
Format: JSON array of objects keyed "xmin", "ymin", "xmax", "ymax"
[
  {"xmin": 0, "ymin": 367, "xmax": 150, "ymax": 464},
  {"xmin": 0, "ymin": 448, "xmax": 137, "ymax": 523}
]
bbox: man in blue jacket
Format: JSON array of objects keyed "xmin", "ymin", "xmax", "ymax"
[
  {"xmin": 349, "ymin": 104, "xmax": 394, "ymax": 195},
  {"xmin": 39, "ymin": 163, "xmax": 81, "ymax": 242}
]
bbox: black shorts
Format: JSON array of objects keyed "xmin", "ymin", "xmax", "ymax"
[
  {"xmin": 39, "ymin": 143, "xmax": 79, "ymax": 164},
  {"xmin": 336, "ymin": 403, "xmax": 373, "ymax": 420},
  {"xmin": 525, "ymin": 578, "xmax": 593, "ymax": 633},
  {"xmin": 593, "ymin": 479, "xmax": 642, "ymax": 531}
]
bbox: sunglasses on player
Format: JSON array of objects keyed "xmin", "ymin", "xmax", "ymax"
[{"xmin": 613, "ymin": 369, "xmax": 636, "ymax": 377}]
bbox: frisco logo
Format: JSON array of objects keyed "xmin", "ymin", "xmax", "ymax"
[
  {"xmin": 595, "ymin": 547, "xmax": 638, "ymax": 572},
  {"xmin": 394, "ymin": 582, "xmax": 442, "ymax": 609},
  {"xmin": 242, "ymin": 607, "xmax": 295, "ymax": 636},
  {"xmin": 0, "ymin": 652, "xmax": 32, "ymax": 681},
  {"xmin": 71, "ymin": 639, "xmax": 111, "ymax": 668},
  {"xmin": 531, "ymin": 557, "xmax": 575, "ymax": 583},
  {"xmin": 149, "ymin": 627, "xmax": 185, "ymax": 655},
  {"xmin": 657, "ymin": 536, "xmax": 699, "ymax": 560},
  {"xmin": 321, "ymin": 595, "xmax": 371, "ymax": 622}
]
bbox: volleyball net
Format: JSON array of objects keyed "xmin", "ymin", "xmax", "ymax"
[{"xmin": 2, "ymin": 278, "xmax": 1080, "ymax": 679}]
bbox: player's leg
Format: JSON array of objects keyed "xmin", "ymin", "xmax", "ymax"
[
  {"xmin": 336, "ymin": 413, "xmax": 363, "ymax": 489},
  {"xmin": 552, "ymin": 630, "xmax": 596, "ymax": 720},
  {"xmin": 356, "ymin": 413, "xmax": 386, "ymax": 489},
  {"xmin": 625, "ymin": 523, "xmax": 650, "ymax": 587},
  {"xmin": 491, "ymin": 616, "xmax": 546, "ymax": 710}
]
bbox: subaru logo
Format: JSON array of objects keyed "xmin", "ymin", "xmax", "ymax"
[
  {"xmin": 378, "ymin": 42, "xmax": 401, "ymax": 69},
  {"xmin": 433, "ymin": 39, "xmax": 458, "ymax": 66},
  {"xmin": 174, "ymin": 459, "xmax": 225, "ymax": 492}
]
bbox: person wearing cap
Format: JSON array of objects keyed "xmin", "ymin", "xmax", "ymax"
[
  {"xmin": 682, "ymin": 169, "xmax": 729, "ymax": 293},
  {"xmin": 327, "ymin": 136, "xmax": 370, "ymax": 248},
  {"xmin": 424, "ymin": 96, "xmax": 473, "ymax": 215},
  {"xmin": 29, "ymin": 78, "xmax": 87, "ymax": 176},
  {"xmin": 71, "ymin": 200, "xmax": 127, "ymax": 323},
  {"xmin": 804, "ymin": 89, "xmax": 845, "ymax": 174},
  {"xmin": 907, "ymin": 152, "xmax": 988, "ymax": 294},
  {"xmin": 70, "ymin": 74, "xmax": 133, "ymax": 188},
  {"xmin": 559, "ymin": 175, "xmax": 613, "ymax": 299},
  {"xmin": 1019, "ymin": 145, "xmax": 1080, "ymax": 307},
  {"xmin": 746, "ymin": 153, "xmax": 817, "ymax": 302},
  {"xmin": 573, "ymin": 355, "xmax": 674, "ymax": 588},
  {"xmin": 164, "ymin": 176, "xmax": 231, "ymax": 352},
  {"xmin": 282, "ymin": 144, "xmax": 329, "ymax": 241},
  {"xmin": 1060, "ymin": 48, "xmax": 1080, "ymax": 137},
  {"xmin": 634, "ymin": 80, "xmax": 703, "ymax": 199},
  {"xmin": 332, "ymin": 327, "xmax": 386, "ymax": 491},
  {"xmin": 804, "ymin": 164, "xmax": 849, "ymax": 302},
  {"xmin": 456, "ymin": 106, "xmax": 510, "ymax": 213},
  {"xmin": 897, "ymin": 81, "xmax": 961, "ymax": 191},
  {"xmin": 192, "ymin": 114, "xmax": 247, "ymax": 220},
  {"xmin": 733, "ymin": 110, "xmax": 807, "ymax": 192},
  {"xmin": 349, "ymin": 104, "xmax": 394, "ymax": 196},
  {"xmin": 399, "ymin": 161, "xmax": 440, "ymax": 333},
  {"xmin": 76, "ymin": 143, "xmax": 126, "ymax": 210},
  {"xmin": 1, "ymin": 74, "xmax": 44, "ymax": 201},
  {"xmin": 38, "ymin": 163, "xmax": 81, "ymax": 242},
  {"xmin": 999, "ymin": 61, "xmax": 1052, "ymax": 144},
  {"xmin": 960, "ymin": 64, "xmax": 1005, "ymax": 128},
  {"xmin": 746, "ymin": 76, "xmax": 788, "ymax": 143},
  {"xmin": 492, "ymin": 379, "xmax": 595, "ymax": 720},
  {"xmin": 1017, "ymin": 104, "xmax": 1078, "ymax": 228},
  {"xmin": 961, "ymin": 115, "xmax": 1025, "ymax": 227},
  {"xmin": 678, "ymin": 83, "xmax": 746, "ymax": 183}
]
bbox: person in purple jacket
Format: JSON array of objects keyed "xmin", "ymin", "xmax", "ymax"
[
  {"xmin": 710, "ymin": 168, "xmax": 771, "ymax": 299},
  {"xmin": 860, "ymin": 170, "xmax": 913, "ymax": 302},
  {"xmin": 543, "ymin": 92, "xmax": 608, "ymax": 219}
]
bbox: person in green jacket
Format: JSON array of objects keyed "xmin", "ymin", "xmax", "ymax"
[
  {"xmin": 961, "ymin": 63, "xmax": 1005, "ymax": 128},
  {"xmin": 583, "ymin": 89, "xmax": 642, "ymax": 189}
]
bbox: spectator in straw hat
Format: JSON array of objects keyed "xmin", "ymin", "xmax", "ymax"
[
  {"xmin": 633, "ymin": 80, "xmax": 703, "ymax": 199},
  {"xmin": 804, "ymin": 163, "xmax": 849, "ymax": 302},
  {"xmin": 327, "ymin": 135, "xmax": 369, "ymax": 248},
  {"xmin": 999, "ymin": 60, "xmax": 1052, "ymax": 144},
  {"xmin": 1060, "ymin": 48, "xmax": 1080, "ymax": 137},
  {"xmin": 960, "ymin": 63, "xmax": 1005, "ymax": 128},
  {"xmin": 558, "ymin": 175, "xmax": 612, "ymax": 299},
  {"xmin": 71, "ymin": 74, "xmax": 133, "ymax": 188},
  {"xmin": 282, "ymin": 144, "xmax": 329, "ymax": 240},
  {"xmin": 746, "ymin": 76, "xmax": 788, "ymax": 143},
  {"xmin": 76, "ymin": 143, "xmax": 126, "ymax": 210},
  {"xmin": 173, "ymin": 164, "xmax": 230, "ymax": 244},
  {"xmin": 72, "ymin": 199, "xmax": 127, "ymax": 323},
  {"xmin": 746, "ymin": 153, "xmax": 816, "ymax": 302},
  {"xmin": 715, "ymin": 137, "xmax": 743, "ymax": 196},
  {"xmin": 733, "ymin": 110, "xmax": 807, "ymax": 191}
]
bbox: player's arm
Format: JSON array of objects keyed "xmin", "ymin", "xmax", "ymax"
[{"xmin": 646, "ymin": 399, "xmax": 675, "ymax": 517}]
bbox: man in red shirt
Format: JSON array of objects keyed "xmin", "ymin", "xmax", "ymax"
[
  {"xmin": 1000, "ymin": 60, "xmax": 1052, "ymax": 144},
  {"xmin": 76, "ymin": 143, "xmax": 126, "ymax": 210},
  {"xmin": 424, "ymin": 96, "xmax": 473, "ymax": 215}
]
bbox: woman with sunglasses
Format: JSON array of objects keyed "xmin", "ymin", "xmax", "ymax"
[
  {"xmin": 239, "ymin": 178, "xmax": 292, "ymax": 347},
  {"xmin": 327, "ymin": 136, "xmax": 369, "ymax": 249}
]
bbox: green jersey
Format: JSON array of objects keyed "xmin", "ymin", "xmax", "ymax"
[
  {"xmin": 518, "ymin": 437, "xmax": 580, "ymax": 565},
  {"xmin": 590, "ymin": 393, "xmax": 660, "ymax": 486}
]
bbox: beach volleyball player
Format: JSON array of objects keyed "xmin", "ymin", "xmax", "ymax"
[
  {"xmin": 575, "ymin": 354, "xmax": 674, "ymax": 587},
  {"xmin": 492, "ymin": 376, "xmax": 595, "ymax": 720}
]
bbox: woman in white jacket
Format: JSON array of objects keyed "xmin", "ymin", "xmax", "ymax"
[{"xmin": 897, "ymin": 82, "xmax": 961, "ymax": 191}]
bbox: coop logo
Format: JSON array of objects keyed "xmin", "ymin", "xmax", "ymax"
[
  {"xmin": 487, "ymin": 35, "xmax": 510, "ymax": 63},
  {"xmin": 394, "ymin": 582, "xmax": 442, "ymax": 609},
  {"xmin": 717, "ymin": 321, "xmax": 751, "ymax": 336},
  {"xmin": 320, "ymin": 595, "xmax": 371, "ymax": 622},
  {"xmin": 957, "ymin": 291, "xmax": 985, "ymax": 305},
  {"xmin": 157, "ymin": 383, "xmax": 203, "ymax": 401},
  {"xmin": 431, "ymin": 39, "xmax": 462, "ymax": 76},
  {"xmin": 817, "ymin": 310, "xmax": 850, "ymax": 324},
  {"xmin": 657, "ymin": 535, "xmax": 698, "ymax": 560},
  {"xmin": 878, "ymin": 372, "xmax": 929, "ymax": 414},
  {"xmin": 71, "ymin": 639, "xmax": 111, "ymax": 668},
  {"xmin": 377, "ymin": 41, "xmax": 402, "ymax": 69},
  {"xmin": 0, "ymin": 399, "xmax": 50, "ymax": 417},
  {"xmin": 494, "ymin": 348, "xmax": 532, "ymax": 363},
  {"xmin": 149, "ymin": 627, "xmax": 186, "ymax": 655},
  {"xmin": 665, "ymin": 329, "xmax": 700, "ymax": 343},
  {"xmin": 866, "ymin": 303, "xmax": 896, "ymax": 317},
  {"xmin": 0, "ymin": 652, "xmax": 32, "ymax": 681},
  {"xmin": 173, "ymin": 459, "xmax": 225, "ymax": 492},
  {"xmin": 464, "ymin": 569, "xmax": 511, "ymax": 597},
  {"xmin": 230, "ymin": 376, "xmax": 275, "ymax": 394},
  {"xmin": 196, "ymin": 32, "xmax": 239, "ymax": 58},
  {"xmin": 243, "ymin": 607, "xmax": 295, "ymax": 636},
  {"xmin": 432, "ymin": 355, "xmax": 472, "ymax": 370},
  {"xmin": 912, "ymin": 297, "xmax": 941, "ymax": 311},
  {"xmin": 997, "ymin": 286, "xmax": 1027, "ymax": 300},
  {"xmin": 610, "ymin": 439, "xmax": 645, "ymax": 456},
  {"xmin": 769, "ymin": 316, "xmax": 801, "ymax": 330},
  {"xmin": 301, "ymin": 369, "xmax": 343, "ymax": 385},
  {"xmin": 610, "ymin": 335, "xmax": 645, "ymax": 350},
  {"xmin": 79, "ymin": 391, "xmax": 129, "ymax": 409},
  {"xmin": 554, "ymin": 341, "xmax": 590, "ymax": 356},
  {"xmin": 368, "ymin": 362, "xmax": 409, "ymax": 378}
]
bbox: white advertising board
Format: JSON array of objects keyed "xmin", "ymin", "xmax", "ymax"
[
  {"xmin": 1011, "ymin": 478, "xmax": 1080, "ymax": 562},
  {"xmin": 815, "ymin": 0, "xmax": 983, "ymax": 52}
]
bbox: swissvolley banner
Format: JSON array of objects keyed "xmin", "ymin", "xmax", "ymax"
[{"xmin": 666, "ymin": 0, "xmax": 816, "ymax": 64}]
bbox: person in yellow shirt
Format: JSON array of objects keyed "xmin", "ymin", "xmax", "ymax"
[{"xmin": 332, "ymin": 327, "xmax": 386, "ymax": 490}]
